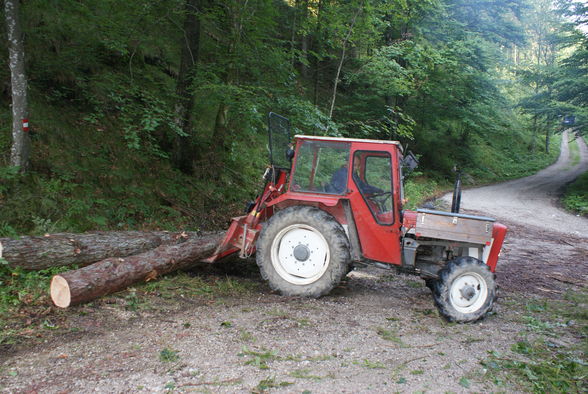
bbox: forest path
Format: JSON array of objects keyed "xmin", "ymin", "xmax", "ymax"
[{"xmin": 443, "ymin": 130, "xmax": 588, "ymax": 237}]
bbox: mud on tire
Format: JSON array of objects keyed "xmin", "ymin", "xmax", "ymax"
[
  {"xmin": 432, "ymin": 256, "xmax": 497, "ymax": 323},
  {"xmin": 256, "ymin": 206, "xmax": 351, "ymax": 298}
]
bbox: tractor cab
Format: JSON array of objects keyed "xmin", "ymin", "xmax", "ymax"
[{"xmin": 280, "ymin": 135, "xmax": 405, "ymax": 265}]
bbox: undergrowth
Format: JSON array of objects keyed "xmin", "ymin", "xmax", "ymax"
[
  {"xmin": 481, "ymin": 291, "xmax": 588, "ymax": 393},
  {"xmin": 0, "ymin": 258, "xmax": 74, "ymax": 345},
  {"xmin": 562, "ymin": 171, "xmax": 588, "ymax": 216},
  {"xmin": 463, "ymin": 131, "xmax": 561, "ymax": 184}
]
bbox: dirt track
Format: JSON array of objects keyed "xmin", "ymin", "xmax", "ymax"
[
  {"xmin": 1, "ymin": 134, "xmax": 587, "ymax": 393},
  {"xmin": 445, "ymin": 130, "xmax": 588, "ymax": 237}
]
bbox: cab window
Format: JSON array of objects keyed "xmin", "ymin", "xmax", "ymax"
[
  {"xmin": 353, "ymin": 152, "xmax": 393, "ymax": 225},
  {"xmin": 291, "ymin": 140, "xmax": 350, "ymax": 194}
]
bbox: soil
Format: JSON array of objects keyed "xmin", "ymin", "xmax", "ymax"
[{"xmin": 1, "ymin": 133, "xmax": 586, "ymax": 393}]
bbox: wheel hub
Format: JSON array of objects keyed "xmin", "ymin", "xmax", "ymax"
[
  {"xmin": 293, "ymin": 244, "xmax": 310, "ymax": 261},
  {"xmin": 459, "ymin": 285, "xmax": 477, "ymax": 301},
  {"xmin": 449, "ymin": 272, "xmax": 488, "ymax": 314}
]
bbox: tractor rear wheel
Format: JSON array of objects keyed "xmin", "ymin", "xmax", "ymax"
[
  {"xmin": 432, "ymin": 257, "xmax": 496, "ymax": 323},
  {"xmin": 256, "ymin": 206, "xmax": 351, "ymax": 298}
]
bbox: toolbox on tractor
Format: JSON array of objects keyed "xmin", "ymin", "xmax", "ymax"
[{"xmin": 207, "ymin": 113, "xmax": 508, "ymax": 323}]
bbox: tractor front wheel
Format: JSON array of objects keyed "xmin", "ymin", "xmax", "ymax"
[
  {"xmin": 432, "ymin": 257, "xmax": 496, "ymax": 323},
  {"xmin": 256, "ymin": 206, "xmax": 351, "ymax": 298}
]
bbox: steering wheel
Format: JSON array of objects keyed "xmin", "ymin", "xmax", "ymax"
[{"xmin": 367, "ymin": 191, "xmax": 392, "ymax": 211}]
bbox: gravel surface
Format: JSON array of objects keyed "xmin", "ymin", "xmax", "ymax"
[
  {"xmin": 443, "ymin": 131, "xmax": 588, "ymax": 238},
  {"xmin": 1, "ymin": 133, "xmax": 586, "ymax": 393}
]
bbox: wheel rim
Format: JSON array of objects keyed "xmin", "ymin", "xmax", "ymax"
[
  {"xmin": 449, "ymin": 272, "xmax": 488, "ymax": 314},
  {"xmin": 270, "ymin": 224, "xmax": 330, "ymax": 285}
]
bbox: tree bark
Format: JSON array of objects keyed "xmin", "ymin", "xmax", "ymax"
[
  {"xmin": 312, "ymin": 0, "xmax": 324, "ymax": 106},
  {"xmin": 173, "ymin": 0, "xmax": 201, "ymax": 174},
  {"xmin": 327, "ymin": 7, "xmax": 362, "ymax": 121},
  {"xmin": 50, "ymin": 233, "xmax": 223, "ymax": 308},
  {"xmin": 4, "ymin": 0, "xmax": 30, "ymax": 171},
  {"xmin": 0, "ymin": 231, "xmax": 199, "ymax": 270},
  {"xmin": 293, "ymin": 0, "xmax": 310, "ymax": 78},
  {"xmin": 213, "ymin": 101, "xmax": 229, "ymax": 153}
]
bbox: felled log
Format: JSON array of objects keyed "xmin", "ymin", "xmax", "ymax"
[
  {"xmin": 0, "ymin": 231, "xmax": 197, "ymax": 270},
  {"xmin": 50, "ymin": 232, "xmax": 224, "ymax": 308}
]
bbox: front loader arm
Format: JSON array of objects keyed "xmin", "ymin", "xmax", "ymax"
[{"xmin": 204, "ymin": 168, "xmax": 288, "ymax": 262}]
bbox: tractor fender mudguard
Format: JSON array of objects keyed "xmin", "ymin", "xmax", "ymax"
[{"xmin": 486, "ymin": 223, "xmax": 508, "ymax": 272}]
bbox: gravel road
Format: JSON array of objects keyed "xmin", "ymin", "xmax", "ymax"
[
  {"xmin": 1, "ymin": 133, "xmax": 586, "ymax": 393},
  {"xmin": 443, "ymin": 131, "xmax": 588, "ymax": 238}
]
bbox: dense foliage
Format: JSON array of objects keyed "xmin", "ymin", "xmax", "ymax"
[{"xmin": 0, "ymin": 0, "xmax": 585, "ymax": 234}]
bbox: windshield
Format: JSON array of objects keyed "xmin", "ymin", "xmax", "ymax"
[{"xmin": 291, "ymin": 140, "xmax": 350, "ymax": 194}]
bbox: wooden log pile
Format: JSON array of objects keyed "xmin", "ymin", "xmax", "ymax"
[{"xmin": 0, "ymin": 231, "xmax": 224, "ymax": 308}]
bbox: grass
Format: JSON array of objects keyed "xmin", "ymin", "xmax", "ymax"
[
  {"xmin": 353, "ymin": 359, "xmax": 386, "ymax": 369},
  {"xmin": 0, "ymin": 260, "xmax": 74, "ymax": 345},
  {"xmin": 238, "ymin": 347, "xmax": 279, "ymax": 370},
  {"xmin": 255, "ymin": 377, "xmax": 294, "ymax": 391},
  {"xmin": 480, "ymin": 291, "xmax": 587, "ymax": 393},
  {"xmin": 568, "ymin": 137, "xmax": 581, "ymax": 167},
  {"xmin": 142, "ymin": 271, "xmax": 259, "ymax": 299},
  {"xmin": 403, "ymin": 176, "xmax": 448, "ymax": 210},
  {"xmin": 159, "ymin": 348, "xmax": 180, "ymax": 362},
  {"xmin": 376, "ymin": 326, "xmax": 406, "ymax": 346},
  {"xmin": 464, "ymin": 131, "xmax": 561, "ymax": 183},
  {"xmin": 562, "ymin": 171, "xmax": 588, "ymax": 216}
]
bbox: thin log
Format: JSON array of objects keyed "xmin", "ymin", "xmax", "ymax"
[
  {"xmin": 50, "ymin": 233, "xmax": 224, "ymax": 308},
  {"xmin": 0, "ymin": 231, "xmax": 197, "ymax": 270}
]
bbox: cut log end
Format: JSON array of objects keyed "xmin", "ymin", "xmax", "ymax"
[{"xmin": 50, "ymin": 275, "xmax": 71, "ymax": 308}]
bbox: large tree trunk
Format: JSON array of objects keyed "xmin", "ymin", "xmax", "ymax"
[
  {"xmin": 0, "ymin": 231, "xmax": 198, "ymax": 270},
  {"xmin": 50, "ymin": 233, "xmax": 223, "ymax": 308},
  {"xmin": 173, "ymin": 0, "xmax": 201, "ymax": 174},
  {"xmin": 4, "ymin": 0, "xmax": 31, "ymax": 171}
]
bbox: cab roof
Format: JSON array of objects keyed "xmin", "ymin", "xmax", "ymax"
[{"xmin": 295, "ymin": 135, "xmax": 401, "ymax": 146}]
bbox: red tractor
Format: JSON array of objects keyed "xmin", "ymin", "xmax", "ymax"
[{"xmin": 207, "ymin": 113, "xmax": 508, "ymax": 323}]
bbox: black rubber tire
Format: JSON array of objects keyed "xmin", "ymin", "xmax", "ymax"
[
  {"xmin": 424, "ymin": 278, "xmax": 436, "ymax": 291},
  {"xmin": 432, "ymin": 256, "xmax": 496, "ymax": 323},
  {"xmin": 256, "ymin": 206, "xmax": 351, "ymax": 298}
]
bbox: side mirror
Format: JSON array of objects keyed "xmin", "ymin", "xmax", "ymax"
[{"xmin": 402, "ymin": 151, "xmax": 418, "ymax": 172}]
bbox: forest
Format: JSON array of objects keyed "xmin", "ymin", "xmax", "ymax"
[
  {"xmin": 0, "ymin": 0, "xmax": 586, "ymax": 234},
  {"xmin": 1, "ymin": 2, "xmax": 587, "ymax": 391}
]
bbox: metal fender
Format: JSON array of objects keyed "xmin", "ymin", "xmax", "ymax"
[{"xmin": 486, "ymin": 223, "xmax": 508, "ymax": 272}]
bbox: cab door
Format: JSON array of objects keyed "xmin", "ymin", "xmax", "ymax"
[{"xmin": 347, "ymin": 147, "xmax": 403, "ymax": 265}]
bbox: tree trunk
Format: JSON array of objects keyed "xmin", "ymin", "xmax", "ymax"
[
  {"xmin": 173, "ymin": 0, "xmax": 201, "ymax": 174},
  {"xmin": 296, "ymin": 0, "xmax": 310, "ymax": 79},
  {"xmin": 213, "ymin": 101, "xmax": 229, "ymax": 153},
  {"xmin": 0, "ymin": 231, "xmax": 199, "ymax": 270},
  {"xmin": 531, "ymin": 114, "xmax": 538, "ymax": 152},
  {"xmin": 327, "ymin": 7, "xmax": 362, "ymax": 121},
  {"xmin": 312, "ymin": 0, "xmax": 324, "ymax": 106},
  {"xmin": 4, "ymin": 0, "xmax": 30, "ymax": 171},
  {"xmin": 212, "ymin": 1, "xmax": 246, "ymax": 155},
  {"xmin": 50, "ymin": 233, "xmax": 223, "ymax": 308}
]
